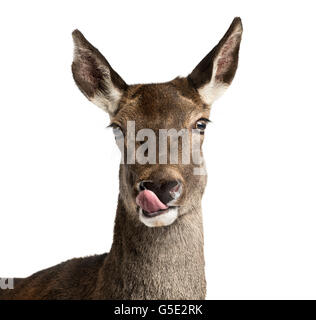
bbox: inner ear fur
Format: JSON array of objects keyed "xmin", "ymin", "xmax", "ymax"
[
  {"xmin": 188, "ymin": 17, "xmax": 243, "ymax": 105},
  {"xmin": 72, "ymin": 30, "xmax": 127, "ymax": 115}
]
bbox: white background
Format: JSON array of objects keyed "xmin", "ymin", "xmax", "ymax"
[{"xmin": 1, "ymin": 0, "xmax": 316, "ymax": 299}]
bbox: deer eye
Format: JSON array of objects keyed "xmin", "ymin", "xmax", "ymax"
[{"xmin": 195, "ymin": 118, "xmax": 210, "ymax": 133}]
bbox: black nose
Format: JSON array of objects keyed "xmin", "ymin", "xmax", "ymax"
[{"xmin": 139, "ymin": 180, "xmax": 182, "ymax": 205}]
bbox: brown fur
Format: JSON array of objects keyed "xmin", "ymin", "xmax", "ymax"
[{"xmin": 0, "ymin": 18, "xmax": 242, "ymax": 300}]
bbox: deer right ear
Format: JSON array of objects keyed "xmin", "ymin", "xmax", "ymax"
[
  {"xmin": 72, "ymin": 30, "xmax": 127, "ymax": 116},
  {"xmin": 188, "ymin": 17, "xmax": 243, "ymax": 106}
]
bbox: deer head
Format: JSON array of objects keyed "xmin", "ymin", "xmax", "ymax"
[{"xmin": 72, "ymin": 18, "xmax": 242, "ymax": 228}]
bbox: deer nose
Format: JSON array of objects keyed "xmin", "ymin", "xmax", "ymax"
[{"xmin": 139, "ymin": 180, "xmax": 182, "ymax": 205}]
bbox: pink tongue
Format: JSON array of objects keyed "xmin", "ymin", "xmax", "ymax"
[{"xmin": 136, "ymin": 190, "xmax": 168, "ymax": 213}]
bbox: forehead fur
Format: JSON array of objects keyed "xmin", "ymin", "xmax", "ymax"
[{"xmin": 112, "ymin": 77, "xmax": 209, "ymax": 129}]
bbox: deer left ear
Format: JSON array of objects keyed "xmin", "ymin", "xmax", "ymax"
[
  {"xmin": 72, "ymin": 30, "xmax": 128, "ymax": 116},
  {"xmin": 188, "ymin": 17, "xmax": 243, "ymax": 106}
]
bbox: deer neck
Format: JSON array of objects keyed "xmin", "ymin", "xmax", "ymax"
[{"xmin": 99, "ymin": 195, "xmax": 206, "ymax": 299}]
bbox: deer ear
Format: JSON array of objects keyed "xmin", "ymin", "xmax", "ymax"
[
  {"xmin": 188, "ymin": 17, "xmax": 243, "ymax": 106},
  {"xmin": 72, "ymin": 30, "xmax": 127, "ymax": 116}
]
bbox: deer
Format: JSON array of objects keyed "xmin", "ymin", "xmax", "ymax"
[{"xmin": 0, "ymin": 17, "xmax": 242, "ymax": 300}]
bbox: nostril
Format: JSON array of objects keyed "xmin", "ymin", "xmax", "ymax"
[
  {"xmin": 163, "ymin": 180, "xmax": 179, "ymax": 192},
  {"xmin": 170, "ymin": 181, "xmax": 181, "ymax": 192},
  {"xmin": 142, "ymin": 181, "xmax": 155, "ymax": 191},
  {"xmin": 139, "ymin": 181, "xmax": 146, "ymax": 191},
  {"xmin": 160, "ymin": 180, "xmax": 182, "ymax": 203},
  {"xmin": 139, "ymin": 180, "xmax": 153, "ymax": 191},
  {"xmin": 169, "ymin": 181, "xmax": 182, "ymax": 200},
  {"xmin": 139, "ymin": 180, "xmax": 182, "ymax": 204}
]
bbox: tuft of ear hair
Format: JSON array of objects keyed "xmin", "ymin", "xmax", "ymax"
[
  {"xmin": 188, "ymin": 17, "xmax": 243, "ymax": 106},
  {"xmin": 72, "ymin": 30, "xmax": 127, "ymax": 116}
]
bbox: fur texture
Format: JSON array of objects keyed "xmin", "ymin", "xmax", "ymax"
[{"xmin": 0, "ymin": 18, "xmax": 242, "ymax": 300}]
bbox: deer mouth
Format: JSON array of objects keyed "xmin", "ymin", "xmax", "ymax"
[
  {"xmin": 136, "ymin": 189, "xmax": 179, "ymax": 227},
  {"xmin": 136, "ymin": 190, "xmax": 171, "ymax": 218},
  {"xmin": 141, "ymin": 207, "xmax": 176, "ymax": 218}
]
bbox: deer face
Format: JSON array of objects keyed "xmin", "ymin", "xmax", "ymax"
[{"xmin": 72, "ymin": 18, "xmax": 242, "ymax": 227}]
